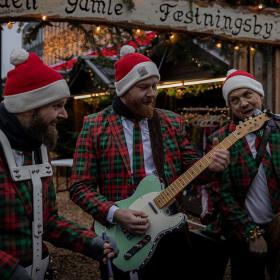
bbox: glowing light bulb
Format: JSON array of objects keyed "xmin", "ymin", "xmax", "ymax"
[{"xmin": 216, "ymin": 42, "xmax": 222, "ymax": 48}]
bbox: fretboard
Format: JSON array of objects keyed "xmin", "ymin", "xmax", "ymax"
[{"xmin": 153, "ymin": 131, "xmax": 239, "ymax": 209}]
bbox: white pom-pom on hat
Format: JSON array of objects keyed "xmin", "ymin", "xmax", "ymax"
[
  {"xmin": 226, "ymin": 69, "xmax": 237, "ymax": 76},
  {"xmin": 10, "ymin": 48, "xmax": 29, "ymax": 66},
  {"xmin": 120, "ymin": 45, "xmax": 135, "ymax": 57}
]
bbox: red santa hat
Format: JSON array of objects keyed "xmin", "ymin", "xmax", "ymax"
[
  {"xmin": 3, "ymin": 48, "xmax": 70, "ymax": 113},
  {"xmin": 222, "ymin": 69, "xmax": 264, "ymax": 105},
  {"xmin": 114, "ymin": 45, "xmax": 160, "ymax": 96}
]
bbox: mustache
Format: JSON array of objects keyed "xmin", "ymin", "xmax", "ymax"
[{"xmin": 143, "ymin": 97, "xmax": 156, "ymax": 103}]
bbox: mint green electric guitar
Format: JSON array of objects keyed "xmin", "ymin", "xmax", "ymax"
[{"xmin": 95, "ymin": 113, "xmax": 270, "ymax": 272}]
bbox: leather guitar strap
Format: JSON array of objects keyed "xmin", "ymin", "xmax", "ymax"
[
  {"xmin": 148, "ymin": 112, "xmax": 191, "ymax": 241},
  {"xmin": 248, "ymin": 119, "xmax": 279, "ymax": 189},
  {"xmin": 148, "ymin": 111, "xmax": 167, "ymax": 186},
  {"xmin": 255, "ymin": 120, "xmax": 274, "ymax": 170}
]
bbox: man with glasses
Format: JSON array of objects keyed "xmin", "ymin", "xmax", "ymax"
[{"xmin": 205, "ymin": 69, "xmax": 280, "ymax": 280}]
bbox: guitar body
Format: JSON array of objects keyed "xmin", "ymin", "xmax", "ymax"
[{"xmin": 95, "ymin": 175, "xmax": 187, "ymax": 272}]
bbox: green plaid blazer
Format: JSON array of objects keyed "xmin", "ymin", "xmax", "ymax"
[
  {"xmin": 210, "ymin": 122, "xmax": 280, "ymax": 241},
  {"xmin": 70, "ymin": 106, "xmax": 202, "ymax": 225}
]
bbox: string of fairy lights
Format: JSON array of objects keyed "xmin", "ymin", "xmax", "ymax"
[{"xmin": 0, "ymin": 21, "xmax": 250, "ymax": 100}]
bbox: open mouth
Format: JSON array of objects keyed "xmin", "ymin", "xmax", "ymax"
[
  {"xmin": 50, "ymin": 121, "xmax": 57, "ymax": 127},
  {"xmin": 243, "ymin": 109, "xmax": 255, "ymax": 115}
]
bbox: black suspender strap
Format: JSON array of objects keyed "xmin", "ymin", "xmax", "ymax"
[{"xmin": 255, "ymin": 121, "xmax": 272, "ymax": 167}]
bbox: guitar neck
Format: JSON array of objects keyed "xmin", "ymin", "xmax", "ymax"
[{"xmin": 153, "ymin": 131, "xmax": 239, "ymax": 209}]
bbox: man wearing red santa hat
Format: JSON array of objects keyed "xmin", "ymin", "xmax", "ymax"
[
  {"xmin": 70, "ymin": 45, "xmax": 230, "ymax": 280},
  {"xmin": 205, "ymin": 68, "xmax": 280, "ymax": 280},
  {"xmin": 0, "ymin": 48, "xmax": 117, "ymax": 280}
]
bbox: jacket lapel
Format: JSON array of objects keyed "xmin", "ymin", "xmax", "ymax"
[
  {"xmin": 107, "ymin": 113, "xmax": 132, "ymax": 175},
  {"xmin": 269, "ymin": 132, "xmax": 280, "ymax": 179},
  {"xmin": 233, "ymin": 136, "xmax": 259, "ymax": 180}
]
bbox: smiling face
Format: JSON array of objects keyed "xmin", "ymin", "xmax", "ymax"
[
  {"xmin": 25, "ymin": 98, "xmax": 68, "ymax": 150},
  {"xmin": 120, "ymin": 76, "xmax": 159, "ymax": 120},
  {"xmin": 228, "ymin": 88, "xmax": 263, "ymax": 121}
]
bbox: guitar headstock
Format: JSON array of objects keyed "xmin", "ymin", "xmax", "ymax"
[{"xmin": 234, "ymin": 113, "xmax": 271, "ymax": 139}]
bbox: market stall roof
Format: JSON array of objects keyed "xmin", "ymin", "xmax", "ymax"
[
  {"xmin": 65, "ymin": 39, "xmax": 229, "ymax": 97},
  {"xmin": 67, "ymin": 56, "xmax": 115, "ymax": 96}
]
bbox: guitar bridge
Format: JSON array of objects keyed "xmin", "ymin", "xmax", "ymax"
[{"xmin": 124, "ymin": 235, "xmax": 151, "ymax": 260}]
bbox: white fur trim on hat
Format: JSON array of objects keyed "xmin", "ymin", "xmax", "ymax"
[
  {"xmin": 4, "ymin": 79, "xmax": 70, "ymax": 113},
  {"xmin": 10, "ymin": 48, "xmax": 29, "ymax": 66},
  {"xmin": 223, "ymin": 74, "xmax": 264, "ymax": 105},
  {"xmin": 120, "ymin": 45, "xmax": 135, "ymax": 57},
  {"xmin": 114, "ymin": 61, "xmax": 160, "ymax": 96}
]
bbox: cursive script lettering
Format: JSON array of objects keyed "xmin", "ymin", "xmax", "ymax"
[
  {"xmin": 65, "ymin": 0, "xmax": 123, "ymax": 16},
  {"xmin": 158, "ymin": 4, "xmax": 273, "ymax": 40},
  {"xmin": 0, "ymin": 0, "xmax": 37, "ymax": 9}
]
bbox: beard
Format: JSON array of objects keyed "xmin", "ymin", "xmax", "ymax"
[
  {"xmin": 130, "ymin": 99, "xmax": 156, "ymax": 120},
  {"xmin": 26, "ymin": 111, "xmax": 58, "ymax": 150}
]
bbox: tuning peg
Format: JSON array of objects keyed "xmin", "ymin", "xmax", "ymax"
[{"xmin": 239, "ymin": 121, "xmax": 243, "ymax": 125}]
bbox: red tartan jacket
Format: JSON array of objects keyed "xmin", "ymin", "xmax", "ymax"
[
  {"xmin": 0, "ymin": 149, "xmax": 96, "ymax": 279},
  {"xmin": 70, "ymin": 106, "xmax": 217, "ymax": 226}
]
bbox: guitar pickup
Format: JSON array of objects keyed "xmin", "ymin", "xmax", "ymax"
[{"xmin": 124, "ymin": 235, "xmax": 151, "ymax": 260}]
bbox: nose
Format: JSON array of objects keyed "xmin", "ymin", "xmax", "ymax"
[
  {"xmin": 239, "ymin": 97, "xmax": 249, "ymax": 107},
  {"xmin": 146, "ymin": 86, "xmax": 157, "ymax": 97},
  {"xmin": 58, "ymin": 107, "xmax": 68, "ymax": 119}
]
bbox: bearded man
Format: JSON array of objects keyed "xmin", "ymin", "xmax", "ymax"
[
  {"xmin": 0, "ymin": 48, "xmax": 117, "ymax": 280},
  {"xmin": 70, "ymin": 45, "xmax": 230, "ymax": 280}
]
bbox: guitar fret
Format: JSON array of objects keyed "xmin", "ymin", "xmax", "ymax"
[
  {"xmin": 175, "ymin": 178, "xmax": 184, "ymax": 188},
  {"xmin": 165, "ymin": 190, "xmax": 172, "ymax": 198},
  {"xmin": 180, "ymin": 173, "xmax": 191, "ymax": 185},
  {"xmin": 222, "ymin": 138, "xmax": 231, "ymax": 148},
  {"xmin": 217, "ymin": 143, "xmax": 226, "ymax": 149},
  {"xmin": 203, "ymin": 156, "xmax": 211, "ymax": 164},
  {"xmin": 168, "ymin": 185, "xmax": 176, "ymax": 196}
]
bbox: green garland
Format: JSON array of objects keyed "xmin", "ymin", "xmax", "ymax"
[{"xmin": 158, "ymin": 83, "xmax": 223, "ymax": 99}]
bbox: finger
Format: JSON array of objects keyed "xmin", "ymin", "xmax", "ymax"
[
  {"xmin": 107, "ymin": 252, "xmax": 115, "ymax": 258},
  {"xmin": 133, "ymin": 210, "xmax": 148, "ymax": 218},
  {"xmin": 134, "ymin": 216, "xmax": 149, "ymax": 224},
  {"xmin": 103, "ymin": 243, "xmax": 112, "ymax": 249},
  {"xmin": 212, "ymin": 151, "xmax": 229, "ymax": 164}
]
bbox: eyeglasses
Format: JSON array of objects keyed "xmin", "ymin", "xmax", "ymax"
[{"xmin": 228, "ymin": 90, "xmax": 256, "ymax": 106}]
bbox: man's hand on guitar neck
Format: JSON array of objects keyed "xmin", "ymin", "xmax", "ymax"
[
  {"xmin": 113, "ymin": 208, "xmax": 150, "ymax": 234},
  {"xmin": 208, "ymin": 137, "xmax": 230, "ymax": 172}
]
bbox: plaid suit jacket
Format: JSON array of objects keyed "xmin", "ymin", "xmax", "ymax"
[
  {"xmin": 0, "ymin": 150, "xmax": 96, "ymax": 279},
  {"xmin": 210, "ymin": 122, "xmax": 280, "ymax": 241},
  {"xmin": 70, "ymin": 106, "xmax": 203, "ymax": 225}
]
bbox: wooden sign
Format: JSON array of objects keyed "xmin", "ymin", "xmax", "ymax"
[{"xmin": 1, "ymin": 0, "xmax": 280, "ymax": 45}]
